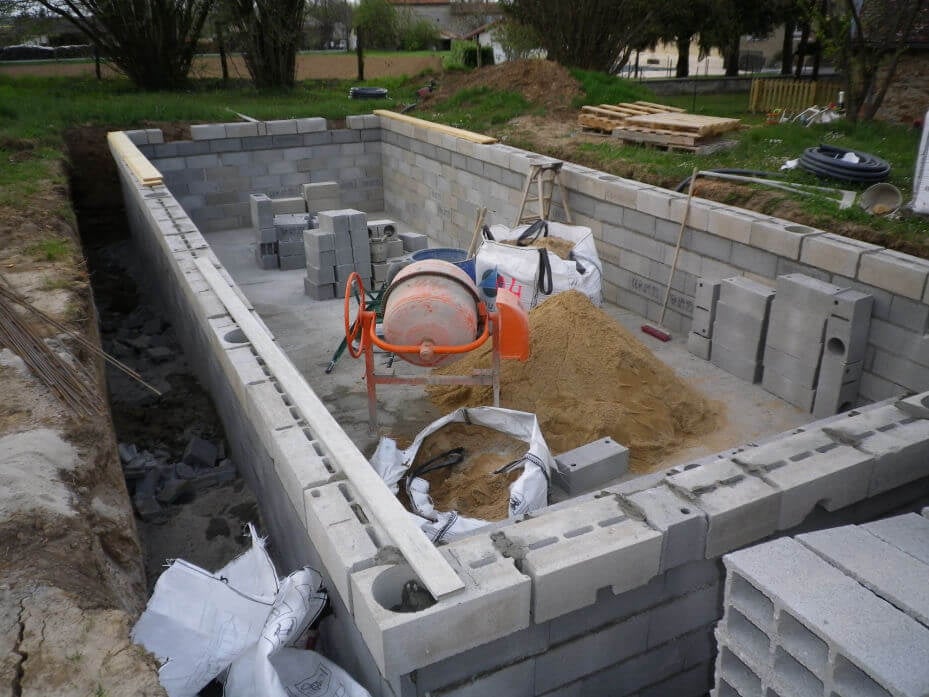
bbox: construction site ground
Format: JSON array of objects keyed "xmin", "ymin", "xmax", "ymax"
[{"xmin": 206, "ymin": 225, "xmax": 810, "ymax": 476}]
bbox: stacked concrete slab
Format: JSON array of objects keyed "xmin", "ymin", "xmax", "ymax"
[
  {"xmin": 714, "ymin": 511, "xmax": 929, "ymax": 697},
  {"xmin": 711, "ymin": 277, "xmax": 775, "ymax": 384},
  {"xmin": 305, "ymin": 209, "xmax": 370, "ymax": 300},
  {"xmin": 763, "ymin": 274, "xmax": 872, "ymax": 414},
  {"xmin": 304, "ymin": 181, "xmax": 340, "ymax": 213},
  {"xmin": 688, "ymin": 278, "xmax": 721, "ymax": 360}
]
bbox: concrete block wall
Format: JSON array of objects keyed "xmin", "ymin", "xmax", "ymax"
[
  {"xmin": 715, "ymin": 512, "xmax": 929, "ymax": 696},
  {"xmin": 113, "ymin": 125, "xmax": 929, "ymax": 697},
  {"xmin": 376, "ymin": 114, "xmax": 929, "ymax": 402},
  {"xmin": 135, "ymin": 117, "xmax": 382, "ymax": 233}
]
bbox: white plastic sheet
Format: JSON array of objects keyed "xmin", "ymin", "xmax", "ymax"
[
  {"xmin": 131, "ymin": 524, "xmax": 369, "ymax": 697},
  {"xmin": 371, "ymin": 407, "xmax": 554, "ymax": 543},
  {"xmin": 913, "ymin": 108, "xmax": 929, "ymax": 215},
  {"xmin": 476, "ymin": 221, "xmax": 603, "ymax": 312}
]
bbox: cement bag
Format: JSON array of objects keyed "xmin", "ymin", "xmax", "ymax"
[
  {"xmin": 475, "ymin": 220, "xmax": 602, "ymax": 312},
  {"xmin": 370, "ymin": 406, "xmax": 554, "ymax": 543}
]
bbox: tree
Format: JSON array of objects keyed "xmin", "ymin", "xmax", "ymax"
[
  {"xmin": 452, "ymin": 1, "xmax": 498, "ymax": 67},
  {"xmin": 223, "ymin": 0, "xmax": 306, "ymax": 88},
  {"xmin": 818, "ymin": 0, "xmax": 929, "ymax": 122},
  {"xmin": 501, "ymin": 0, "xmax": 654, "ymax": 72},
  {"xmin": 32, "ymin": 0, "xmax": 214, "ymax": 89},
  {"xmin": 495, "ymin": 18, "xmax": 542, "ymax": 60},
  {"xmin": 700, "ymin": 0, "xmax": 784, "ymax": 76},
  {"xmin": 650, "ymin": 0, "xmax": 713, "ymax": 77},
  {"xmin": 306, "ymin": 0, "xmax": 351, "ymax": 49}
]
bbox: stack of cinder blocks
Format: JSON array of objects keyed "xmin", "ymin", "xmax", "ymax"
[
  {"xmin": 688, "ymin": 278, "xmax": 722, "ymax": 361},
  {"xmin": 763, "ymin": 274, "xmax": 872, "ymax": 415},
  {"xmin": 249, "ymin": 192, "xmax": 315, "ymax": 270},
  {"xmin": 714, "ymin": 512, "xmax": 929, "ymax": 697},
  {"xmin": 304, "ymin": 209, "xmax": 370, "ymax": 300},
  {"xmin": 710, "ymin": 277, "xmax": 775, "ymax": 384}
]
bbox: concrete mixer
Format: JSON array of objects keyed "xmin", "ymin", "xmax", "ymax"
[{"xmin": 343, "ymin": 259, "xmax": 529, "ymax": 431}]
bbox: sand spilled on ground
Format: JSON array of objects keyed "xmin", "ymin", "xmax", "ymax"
[
  {"xmin": 428, "ymin": 290, "xmax": 720, "ymax": 471},
  {"xmin": 407, "ymin": 423, "xmax": 526, "ymax": 521}
]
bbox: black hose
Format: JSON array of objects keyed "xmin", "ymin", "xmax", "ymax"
[
  {"xmin": 799, "ymin": 145, "xmax": 890, "ymax": 183},
  {"xmin": 674, "ymin": 169, "xmax": 778, "ymax": 193}
]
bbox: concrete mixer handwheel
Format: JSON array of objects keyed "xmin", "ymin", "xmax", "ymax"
[{"xmin": 344, "ymin": 272, "xmax": 366, "ymax": 358}]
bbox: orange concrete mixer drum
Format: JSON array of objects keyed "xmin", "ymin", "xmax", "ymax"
[{"xmin": 381, "ymin": 259, "xmax": 482, "ymax": 367}]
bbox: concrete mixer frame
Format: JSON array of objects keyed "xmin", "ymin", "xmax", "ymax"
[{"xmin": 344, "ymin": 272, "xmax": 502, "ymax": 433}]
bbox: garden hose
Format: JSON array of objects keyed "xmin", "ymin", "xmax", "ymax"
[{"xmin": 799, "ymin": 145, "xmax": 890, "ymax": 183}]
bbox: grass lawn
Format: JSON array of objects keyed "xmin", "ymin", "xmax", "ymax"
[{"xmin": 1, "ymin": 66, "xmax": 927, "ymax": 249}]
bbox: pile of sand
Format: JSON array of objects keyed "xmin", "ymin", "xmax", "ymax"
[
  {"xmin": 406, "ymin": 423, "xmax": 526, "ymax": 521},
  {"xmin": 500, "ymin": 235, "xmax": 575, "ymax": 260},
  {"xmin": 428, "ymin": 291, "xmax": 720, "ymax": 471}
]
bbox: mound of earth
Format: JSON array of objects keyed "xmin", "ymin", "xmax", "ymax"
[
  {"xmin": 426, "ymin": 59, "xmax": 582, "ymax": 113},
  {"xmin": 428, "ymin": 290, "xmax": 720, "ymax": 471}
]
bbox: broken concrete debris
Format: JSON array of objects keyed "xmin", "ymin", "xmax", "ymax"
[{"xmin": 122, "ymin": 436, "xmax": 237, "ymax": 520}]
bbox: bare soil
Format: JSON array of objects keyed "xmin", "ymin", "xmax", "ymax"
[
  {"xmin": 0, "ymin": 53, "xmax": 442, "ymax": 81},
  {"xmin": 0, "ymin": 152, "xmax": 165, "ymax": 694},
  {"xmin": 429, "ymin": 290, "xmax": 721, "ymax": 471}
]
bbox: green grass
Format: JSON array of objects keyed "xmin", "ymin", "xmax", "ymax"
[
  {"xmin": 422, "ymin": 86, "xmax": 535, "ymax": 132},
  {"xmin": 570, "ymin": 69, "xmax": 654, "ymax": 109},
  {"xmin": 27, "ymin": 237, "xmax": 73, "ymax": 262}
]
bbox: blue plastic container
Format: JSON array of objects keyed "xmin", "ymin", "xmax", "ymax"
[{"xmin": 410, "ymin": 247, "xmax": 476, "ymax": 281}]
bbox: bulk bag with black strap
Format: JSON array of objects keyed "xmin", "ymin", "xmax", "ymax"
[{"xmin": 475, "ymin": 220, "xmax": 603, "ymax": 312}]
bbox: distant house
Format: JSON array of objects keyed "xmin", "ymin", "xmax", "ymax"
[{"xmin": 388, "ymin": 0, "xmax": 454, "ymax": 33}]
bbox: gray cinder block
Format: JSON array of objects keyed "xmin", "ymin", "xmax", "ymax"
[
  {"xmin": 249, "ymin": 193, "xmax": 273, "ymax": 230},
  {"xmin": 303, "ymin": 278, "xmax": 336, "ymax": 300},
  {"xmin": 624, "ymin": 484, "xmax": 708, "ymax": 572},
  {"xmin": 830, "ymin": 288, "xmax": 873, "ymax": 323},
  {"xmin": 254, "ymin": 246, "xmax": 278, "ymax": 270},
  {"xmin": 552, "ymin": 438, "xmax": 630, "ymax": 494},
  {"xmin": 687, "ymin": 332, "xmax": 711, "ymax": 361},
  {"xmin": 762, "ymin": 369, "xmax": 816, "ymax": 411},
  {"xmin": 711, "ymin": 342, "xmax": 763, "ymax": 384},
  {"xmin": 307, "ymin": 264, "xmax": 335, "ymax": 285},
  {"xmin": 762, "ymin": 343, "xmax": 821, "ymax": 388},
  {"xmin": 271, "ymin": 196, "xmax": 307, "ymax": 215},
  {"xmin": 691, "ymin": 306, "xmax": 714, "ymax": 338},
  {"xmin": 776, "ymin": 273, "xmax": 845, "ymax": 315},
  {"xmin": 823, "ymin": 313, "xmax": 870, "ymax": 364},
  {"xmin": 304, "ymin": 184, "xmax": 339, "ymax": 205},
  {"xmin": 694, "ymin": 278, "xmax": 722, "ymax": 310},
  {"xmin": 812, "ymin": 358, "xmax": 862, "ymax": 418},
  {"xmin": 279, "ymin": 254, "xmax": 306, "ymax": 271},
  {"xmin": 386, "ymin": 238, "xmax": 404, "ymax": 258},
  {"xmin": 372, "ymin": 261, "xmax": 389, "ymax": 284},
  {"xmin": 278, "ymin": 239, "xmax": 305, "ymax": 257},
  {"xmin": 399, "ymin": 231, "xmax": 429, "ymax": 252},
  {"xmin": 304, "ymin": 229, "xmax": 335, "ymax": 254},
  {"xmin": 713, "ymin": 302, "xmax": 768, "ymax": 361},
  {"xmin": 719, "ymin": 276, "xmax": 775, "ymax": 317}
]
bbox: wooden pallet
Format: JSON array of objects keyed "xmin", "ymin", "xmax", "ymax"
[
  {"xmin": 577, "ymin": 100, "xmax": 684, "ymax": 133},
  {"xmin": 623, "ymin": 112, "xmax": 741, "ymax": 137},
  {"xmin": 611, "ymin": 128, "xmax": 737, "ymax": 153}
]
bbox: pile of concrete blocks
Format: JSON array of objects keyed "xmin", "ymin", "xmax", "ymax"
[
  {"xmin": 762, "ymin": 274, "xmax": 872, "ymax": 415},
  {"xmin": 688, "ymin": 278, "xmax": 721, "ymax": 361},
  {"xmin": 710, "ymin": 277, "xmax": 775, "ymax": 384},
  {"xmin": 714, "ymin": 511, "xmax": 929, "ymax": 697},
  {"xmin": 304, "ymin": 209, "xmax": 371, "ymax": 300},
  {"xmin": 249, "ymin": 193, "xmax": 316, "ymax": 270}
]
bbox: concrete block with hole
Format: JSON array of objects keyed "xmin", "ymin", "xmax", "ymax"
[
  {"xmin": 663, "ymin": 459, "xmax": 780, "ymax": 558},
  {"xmin": 623, "ymin": 483, "xmax": 708, "ymax": 571},
  {"xmin": 731, "ymin": 428, "xmax": 874, "ymax": 529},
  {"xmin": 718, "ymin": 532, "xmax": 929, "ymax": 697},
  {"xmin": 350, "ymin": 533, "xmax": 531, "ymax": 677},
  {"xmin": 304, "ymin": 482, "xmax": 382, "ymax": 610},
  {"xmin": 494, "ymin": 495, "xmax": 663, "ymax": 622},
  {"xmin": 552, "ymin": 437, "xmax": 629, "ymax": 494}
]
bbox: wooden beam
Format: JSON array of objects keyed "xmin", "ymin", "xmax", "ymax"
[
  {"xmin": 374, "ymin": 110, "xmax": 498, "ymax": 144},
  {"xmin": 107, "ymin": 131, "xmax": 163, "ymax": 187},
  {"xmin": 193, "ymin": 257, "xmax": 466, "ymax": 601}
]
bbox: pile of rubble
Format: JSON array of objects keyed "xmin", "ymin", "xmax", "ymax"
[{"xmin": 121, "ymin": 435, "xmax": 236, "ymax": 522}]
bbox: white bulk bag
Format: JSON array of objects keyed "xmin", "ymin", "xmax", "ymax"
[
  {"xmin": 475, "ymin": 220, "xmax": 603, "ymax": 312},
  {"xmin": 370, "ymin": 407, "xmax": 554, "ymax": 544}
]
